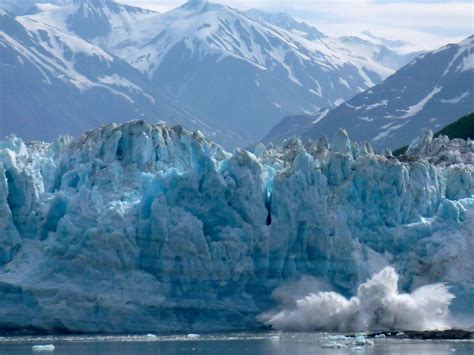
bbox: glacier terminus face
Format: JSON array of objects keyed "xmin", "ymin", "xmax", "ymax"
[{"xmin": 0, "ymin": 120, "xmax": 473, "ymax": 333}]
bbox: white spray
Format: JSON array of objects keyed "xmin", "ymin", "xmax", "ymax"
[{"xmin": 259, "ymin": 267, "xmax": 454, "ymax": 332}]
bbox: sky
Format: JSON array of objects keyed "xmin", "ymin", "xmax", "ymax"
[{"xmin": 116, "ymin": 0, "xmax": 474, "ymax": 51}]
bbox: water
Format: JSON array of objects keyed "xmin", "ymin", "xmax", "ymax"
[{"xmin": 0, "ymin": 332, "xmax": 473, "ymax": 354}]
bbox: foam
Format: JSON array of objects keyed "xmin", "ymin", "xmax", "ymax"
[{"xmin": 259, "ymin": 267, "xmax": 455, "ymax": 332}]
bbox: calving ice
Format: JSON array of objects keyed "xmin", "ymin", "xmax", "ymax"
[
  {"xmin": 0, "ymin": 121, "xmax": 473, "ymax": 333},
  {"xmin": 260, "ymin": 266, "xmax": 455, "ymax": 331}
]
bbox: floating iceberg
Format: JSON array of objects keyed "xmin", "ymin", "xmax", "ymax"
[
  {"xmin": 321, "ymin": 342, "xmax": 346, "ymax": 349},
  {"xmin": 0, "ymin": 121, "xmax": 472, "ymax": 333},
  {"xmin": 32, "ymin": 344, "xmax": 55, "ymax": 351},
  {"xmin": 186, "ymin": 334, "xmax": 200, "ymax": 339}
]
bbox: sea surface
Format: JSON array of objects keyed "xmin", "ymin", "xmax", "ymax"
[{"xmin": 0, "ymin": 332, "xmax": 473, "ymax": 354}]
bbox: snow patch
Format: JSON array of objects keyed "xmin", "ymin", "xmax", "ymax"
[
  {"xmin": 440, "ymin": 92, "xmax": 470, "ymax": 104},
  {"xmin": 312, "ymin": 108, "xmax": 329, "ymax": 124},
  {"xmin": 363, "ymin": 99, "xmax": 388, "ymax": 111},
  {"xmin": 399, "ymin": 86, "xmax": 442, "ymax": 119},
  {"xmin": 334, "ymin": 98, "xmax": 345, "ymax": 106}
]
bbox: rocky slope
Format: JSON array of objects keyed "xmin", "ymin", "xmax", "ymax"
[{"xmin": 0, "ymin": 121, "xmax": 473, "ymax": 333}]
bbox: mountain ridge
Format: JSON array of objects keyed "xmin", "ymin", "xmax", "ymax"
[
  {"xmin": 262, "ymin": 35, "xmax": 474, "ymax": 150},
  {"xmin": 2, "ymin": 0, "xmax": 427, "ymax": 148}
]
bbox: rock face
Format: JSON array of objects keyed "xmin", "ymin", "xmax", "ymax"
[{"xmin": 0, "ymin": 121, "xmax": 473, "ymax": 334}]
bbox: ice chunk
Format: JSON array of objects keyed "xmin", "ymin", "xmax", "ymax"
[
  {"xmin": 321, "ymin": 342, "xmax": 346, "ymax": 348},
  {"xmin": 327, "ymin": 335, "xmax": 350, "ymax": 341},
  {"xmin": 32, "ymin": 345, "xmax": 55, "ymax": 351},
  {"xmin": 406, "ymin": 129, "xmax": 433, "ymax": 157},
  {"xmin": 332, "ymin": 128, "xmax": 352, "ymax": 155},
  {"xmin": 187, "ymin": 334, "xmax": 200, "ymax": 339}
]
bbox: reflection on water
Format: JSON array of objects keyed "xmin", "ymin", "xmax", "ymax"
[{"xmin": 0, "ymin": 332, "xmax": 473, "ymax": 355}]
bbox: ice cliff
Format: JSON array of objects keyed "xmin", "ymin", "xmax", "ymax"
[{"xmin": 0, "ymin": 120, "xmax": 473, "ymax": 333}]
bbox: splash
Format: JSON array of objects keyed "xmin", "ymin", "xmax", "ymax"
[{"xmin": 259, "ymin": 267, "xmax": 454, "ymax": 332}]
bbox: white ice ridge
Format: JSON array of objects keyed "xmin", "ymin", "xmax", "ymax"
[
  {"xmin": 0, "ymin": 120, "xmax": 473, "ymax": 333},
  {"xmin": 258, "ymin": 266, "xmax": 454, "ymax": 332}
]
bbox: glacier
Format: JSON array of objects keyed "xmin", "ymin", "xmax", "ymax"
[{"xmin": 0, "ymin": 120, "xmax": 473, "ymax": 333}]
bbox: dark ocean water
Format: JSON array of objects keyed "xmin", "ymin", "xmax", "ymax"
[{"xmin": 0, "ymin": 332, "xmax": 473, "ymax": 354}]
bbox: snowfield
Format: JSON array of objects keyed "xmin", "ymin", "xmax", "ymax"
[{"xmin": 0, "ymin": 121, "xmax": 473, "ymax": 333}]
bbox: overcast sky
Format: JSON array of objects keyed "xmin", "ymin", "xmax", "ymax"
[{"xmin": 116, "ymin": 0, "xmax": 473, "ymax": 50}]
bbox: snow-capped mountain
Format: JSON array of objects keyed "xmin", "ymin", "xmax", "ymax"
[
  {"xmin": 1, "ymin": 120, "xmax": 473, "ymax": 333},
  {"xmin": 13, "ymin": 0, "xmax": 420, "ymax": 148},
  {"xmin": 0, "ymin": 8, "xmax": 209, "ymax": 141},
  {"xmin": 337, "ymin": 35, "xmax": 421, "ymax": 71},
  {"xmin": 261, "ymin": 108, "xmax": 330, "ymax": 145},
  {"xmin": 66, "ymin": 0, "xmax": 155, "ymax": 41},
  {"xmin": 0, "ymin": 0, "xmax": 67, "ymax": 15},
  {"xmin": 359, "ymin": 30, "xmax": 410, "ymax": 50},
  {"xmin": 245, "ymin": 8, "xmax": 326, "ymax": 40},
  {"xmin": 264, "ymin": 36, "xmax": 474, "ymax": 150},
  {"xmin": 20, "ymin": 0, "xmax": 158, "ymax": 48},
  {"xmin": 1, "ymin": 0, "xmax": 422, "ymax": 147}
]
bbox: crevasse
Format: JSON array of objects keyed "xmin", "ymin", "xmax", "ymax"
[{"xmin": 0, "ymin": 120, "xmax": 473, "ymax": 333}]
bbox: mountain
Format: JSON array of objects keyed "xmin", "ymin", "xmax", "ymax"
[
  {"xmin": 1, "ymin": 120, "xmax": 473, "ymax": 333},
  {"xmin": 245, "ymin": 8, "xmax": 326, "ymax": 40},
  {"xmin": 48, "ymin": 0, "xmax": 156, "ymax": 43},
  {"xmin": 0, "ymin": 0, "xmax": 67, "ymax": 15},
  {"xmin": 0, "ymin": 8, "xmax": 211, "ymax": 141},
  {"xmin": 360, "ymin": 31, "xmax": 410, "ymax": 50},
  {"xmin": 435, "ymin": 112, "xmax": 474, "ymax": 140},
  {"xmin": 261, "ymin": 108, "xmax": 329, "ymax": 145},
  {"xmin": 337, "ymin": 35, "xmax": 421, "ymax": 71},
  {"xmin": 16, "ymin": 0, "xmax": 419, "ymax": 148},
  {"xmin": 264, "ymin": 36, "xmax": 473, "ymax": 150},
  {"xmin": 1, "ymin": 0, "xmax": 421, "ymax": 148}
]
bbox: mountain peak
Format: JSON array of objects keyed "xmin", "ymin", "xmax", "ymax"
[
  {"xmin": 184, "ymin": 0, "xmax": 210, "ymax": 10},
  {"xmin": 73, "ymin": 0, "xmax": 112, "ymax": 4},
  {"xmin": 459, "ymin": 34, "xmax": 474, "ymax": 47},
  {"xmin": 245, "ymin": 8, "xmax": 325, "ymax": 40},
  {"xmin": 72, "ymin": 0, "xmax": 111, "ymax": 5}
]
